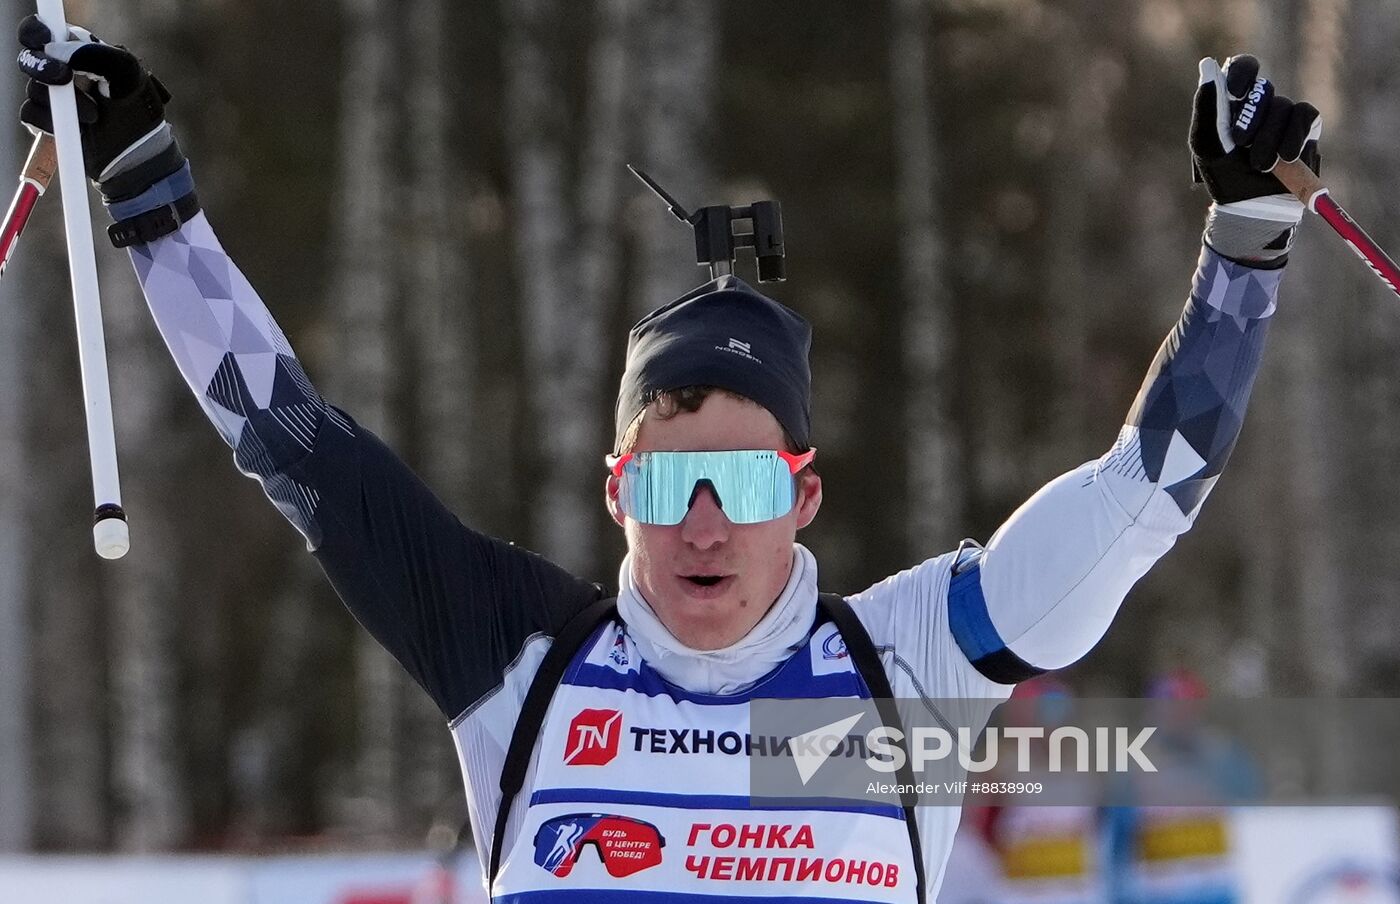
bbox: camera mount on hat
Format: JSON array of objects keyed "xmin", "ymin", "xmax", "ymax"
[{"xmin": 627, "ymin": 165, "xmax": 786, "ymax": 283}]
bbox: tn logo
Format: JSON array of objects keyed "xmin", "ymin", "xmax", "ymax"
[
  {"xmin": 728, "ymin": 338, "xmax": 752, "ymax": 354},
  {"xmin": 564, "ymin": 708, "xmax": 622, "ymax": 766}
]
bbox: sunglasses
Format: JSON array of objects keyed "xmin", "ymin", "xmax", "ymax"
[
  {"xmin": 605, "ymin": 448, "xmax": 816, "ymax": 526},
  {"xmin": 533, "ymin": 813, "xmax": 666, "ymax": 878}
]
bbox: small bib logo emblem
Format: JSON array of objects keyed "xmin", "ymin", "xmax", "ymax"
[
  {"xmin": 608, "ymin": 633, "xmax": 629, "ymax": 668},
  {"xmin": 564, "ymin": 708, "xmax": 622, "ymax": 765},
  {"xmin": 822, "ymin": 631, "xmax": 849, "ymax": 660}
]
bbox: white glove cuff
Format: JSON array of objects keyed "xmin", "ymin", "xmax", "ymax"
[{"xmin": 1212, "ymin": 193, "xmax": 1305, "ymax": 226}]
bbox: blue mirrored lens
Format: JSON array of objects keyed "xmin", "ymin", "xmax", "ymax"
[{"xmin": 619, "ymin": 451, "xmax": 796, "ymax": 525}]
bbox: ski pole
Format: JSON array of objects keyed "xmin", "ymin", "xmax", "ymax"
[
  {"xmin": 1274, "ymin": 158, "xmax": 1400, "ymax": 300},
  {"xmin": 36, "ymin": 0, "xmax": 129, "ymax": 559},
  {"xmin": 0, "ymin": 132, "xmax": 55, "ymax": 278}
]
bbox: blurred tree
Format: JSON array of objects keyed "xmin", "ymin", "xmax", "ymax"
[
  {"xmin": 1039, "ymin": 2, "xmax": 1128, "ymax": 475},
  {"xmin": 408, "ymin": 0, "xmax": 473, "ymax": 520},
  {"xmin": 890, "ymin": 0, "xmax": 963, "ymax": 556},
  {"xmin": 0, "ymin": 0, "xmax": 33, "ymax": 848},
  {"xmin": 401, "ymin": 0, "xmax": 471, "ymax": 831},
  {"xmin": 327, "ymin": 0, "xmax": 407, "ymax": 837},
  {"xmin": 1238, "ymin": 0, "xmax": 1349, "ymax": 700},
  {"xmin": 504, "ymin": 0, "xmax": 636, "ymax": 574},
  {"xmin": 26, "ymin": 189, "xmax": 108, "ymax": 847},
  {"xmin": 504, "ymin": 0, "xmax": 585, "ymax": 572},
  {"xmin": 632, "ymin": 0, "xmax": 716, "ymax": 311},
  {"xmin": 1332, "ymin": 0, "xmax": 1400, "ymax": 693},
  {"xmin": 71, "ymin": 0, "xmax": 191, "ymax": 854},
  {"xmin": 103, "ymin": 225, "xmax": 190, "ymax": 852}
]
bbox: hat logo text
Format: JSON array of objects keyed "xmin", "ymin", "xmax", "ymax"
[{"xmin": 717, "ymin": 337, "xmax": 763, "ymax": 364}]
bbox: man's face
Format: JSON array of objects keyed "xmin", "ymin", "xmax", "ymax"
[{"xmin": 605, "ymin": 393, "xmax": 822, "ymax": 651}]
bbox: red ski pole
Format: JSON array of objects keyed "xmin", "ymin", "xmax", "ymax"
[
  {"xmin": 0, "ymin": 132, "xmax": 56, "ymax": 279},
  {"xmin": 1274, "ymin": 158, "xmax": 1400, "ymax": 300}
]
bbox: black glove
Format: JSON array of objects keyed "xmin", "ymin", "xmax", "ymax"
[
  {"xmin": 1189, "ymin": 55, "xmax": 1322, "ymax": 267},
  {"xmin": 16, "ymin": 15, "xmax": 181, "ymax": 201}
]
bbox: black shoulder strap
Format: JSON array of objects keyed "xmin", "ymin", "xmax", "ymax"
[
  {"xmin": 489, "ymin": 594, "xmax": 619, "ymax": 889},
  {"xmin": 817, "ymin": 592, "xmax": 927, "ymax": 904}
]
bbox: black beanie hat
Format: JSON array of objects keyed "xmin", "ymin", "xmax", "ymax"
[{"xmin": 614, "ymin": 276, "xmax": 812, "ymax": 453}]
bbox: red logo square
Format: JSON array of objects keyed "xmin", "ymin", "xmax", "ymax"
[{"xmin": 564, "ymin": 708, "xmax": 622, "ymax": 765}]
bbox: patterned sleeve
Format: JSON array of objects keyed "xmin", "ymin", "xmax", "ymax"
[
  {"xmin": 129, "ymin": 211, "xmax": 601, "ymax": 719},
  {"xmin": 131, "ymin": 212, "xmax": 345, "ymax": 543},
  {"xmin": 945, "ymin": 246, "xmax": 1279, "ymax": 681}
]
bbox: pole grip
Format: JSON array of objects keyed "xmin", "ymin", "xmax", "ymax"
[
  {"xmin": 21, "ymin": 132, "xmax": 57, "ymax": 192},
  {"xmin": 0, "ymin": 135, "xmax": 58, "ymax": 278},
  {"xmin": 1273, "ymin": 159, "xmax": 1326, "ymax": 211}
]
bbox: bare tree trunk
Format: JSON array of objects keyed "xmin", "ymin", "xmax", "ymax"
[
  {"xmin": 1240, "ymin": 0, "xmax": 1350, "ymax": 700},
  {"xmin": 576, "ymin": 0, "xmax": 638, "ymax": 349},
  {"xmin": 1334, "ymin": 0, "xmax": 1399, "ymax": 692},
  {"xmin": 330, "ymin": 0, "xmax": 404, "ymax": 839},
  {"xmin": 27, "ymin": 215, "xmax": 107, "ymax": 846},
  {"xmin": 409, "ymin": 0, "xmax": 472, "ymax": 512},
  {"xmin": 228, "ymin": 559, "xmax": 322, "ymax": 839},
  {"xmin": 633, "ymin": 0, "xmax": 717, "ymax": 310},
  {"xmin": 103, "ymin": 211, "xmax": 191, "ymax": 853},
  {"xmin": 1239, "ymin": 0, "xmax": 1304, "ymax": 696},
  {"xmin": 890, "ymin": 0, "xmax": 962, "ymax": 557},
  {"xmin": 504, "ymin": 0, "xmax": 577, "ymax": 566},
  {"xmin": 1283, "ymin": 0, "xmax": 1348, "ymax": 697},
  {"xmin": 31, "ymin": 510, "xmax": 108, "ymax": 849},
  {"xmin": 1039, "ymin": 10, "xmax": 1099, "ymax": 475},
  {"xmin": 0, "ymin": 15, "xmax": 34, "ymax": 843},
  {"xmin": 80, "ymin": 2, "xmax": 191, "ymax": 853},
  {"xmin": 505, "ymin": 0, "xmax": 636, "ymax": 573},
  {"xmin": 402, "ymin": 0, "xmax": 468, "ymax": 828}
]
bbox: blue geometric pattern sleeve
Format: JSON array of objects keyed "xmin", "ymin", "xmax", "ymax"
[
  {"xmin": 127, "ymin": 212, "xmax": 602, "ymax": 719},
  {"xmin": 129, "ymin": 211, "xmax": 347, "ymax": 546},
  {"xmin": 955, "ymin": 246, "xmax": 1280, "ymax": 677},
  {"xmin": 1106, "ymin": 247, "xmax": 1278, "ymax": 521}
]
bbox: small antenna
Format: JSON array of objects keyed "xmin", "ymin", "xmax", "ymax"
[
  {"xmin": 627, "ymin": 164, "xmax": 786, "ymax": 283},
  {"xmin": 627, "ymin": 164, "xmax": 692, "ymax": 224}
]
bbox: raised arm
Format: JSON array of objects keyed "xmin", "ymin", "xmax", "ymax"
[
  {"xmin": 16, "ymin": 20, "xmax": 601, "ymax": 720},
  {"xmin": 946, "ymin": 55, "xmax": 1322, "ymax": 682}
]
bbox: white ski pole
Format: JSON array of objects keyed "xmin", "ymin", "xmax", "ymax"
[{"xmin": 36, "ymin": 0, "xmax": 128, "ymax": 559}]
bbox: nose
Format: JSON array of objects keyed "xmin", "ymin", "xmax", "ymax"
[{"xmin": 679, "ymin": 481, "xmax": 731, "ymax": 549}]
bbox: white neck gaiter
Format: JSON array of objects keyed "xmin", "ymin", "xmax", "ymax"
[{"xmin": 615, "ymin": 543, "xmax": 820, "ymax": 695}]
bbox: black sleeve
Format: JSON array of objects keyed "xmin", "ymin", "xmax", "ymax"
[{"xmin": 291, "ymin": 408, "xmax": 604, "ymax": 719}]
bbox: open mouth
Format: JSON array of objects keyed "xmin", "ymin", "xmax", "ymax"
[{"xmin": 677, "ymin": 574, "xmax": 735, "ymax": 599}]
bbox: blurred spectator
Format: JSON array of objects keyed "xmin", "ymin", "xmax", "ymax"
[
  {"xmin": 972, "ymin": 676, "xmax": 1108, "ymax": 904},
  {"xmin": 1104, "ymin": 670, "xmax": 1260, "ymax": 904}
]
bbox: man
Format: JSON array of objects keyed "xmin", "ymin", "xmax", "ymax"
[{"xmin": 16, "ymin": 17, "xmax": 1321, "ymax": 902}]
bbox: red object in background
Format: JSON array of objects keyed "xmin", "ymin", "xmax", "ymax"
[{"xmin": 336, "ymin": 890, "xmax": 412, "ymax": 904}]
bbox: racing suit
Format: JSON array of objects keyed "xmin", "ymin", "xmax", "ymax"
[{"xmin": 127, "ymin": 199, "xmax": 1280, "ymax": 900}]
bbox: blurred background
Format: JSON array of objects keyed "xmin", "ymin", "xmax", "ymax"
[{"xmin": 0, "ymin": 0, "xmax": 1397, "ymax": 893}]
